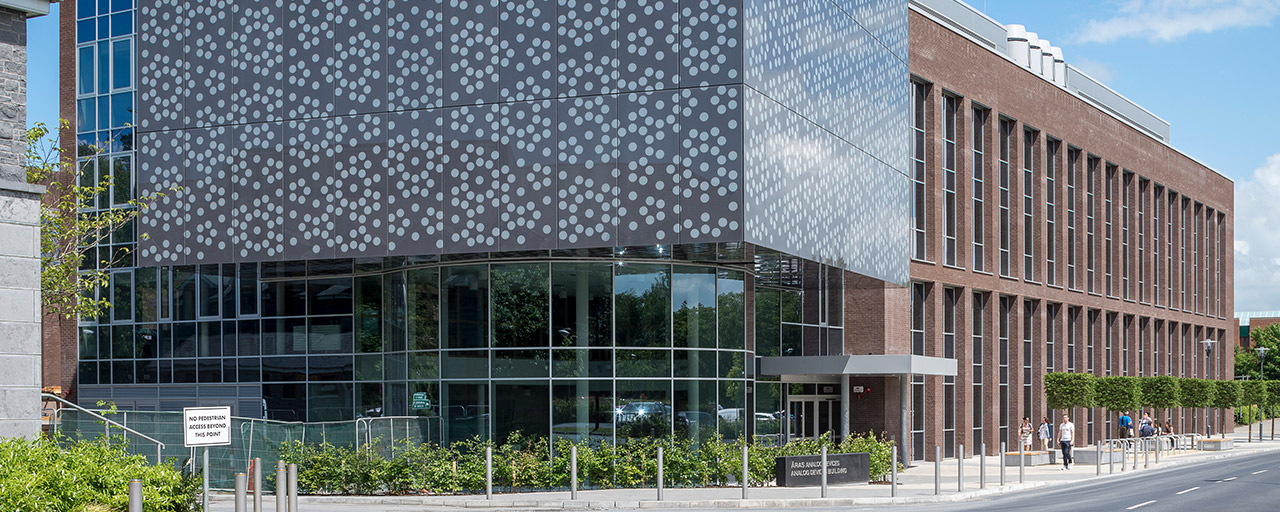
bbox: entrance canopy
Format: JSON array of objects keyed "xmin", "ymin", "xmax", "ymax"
[{"xmin": 759, "ymin": 354, "xmax": 958, "ymax": 380}]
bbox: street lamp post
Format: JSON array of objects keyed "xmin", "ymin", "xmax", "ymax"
[
  {"xmin": 1256, "ymin": 347, "xmax": 1270, "ymax": 380},
  {"xmin": 1201, "ymin": 339, "xmax": 1216, "ymax": 436}
]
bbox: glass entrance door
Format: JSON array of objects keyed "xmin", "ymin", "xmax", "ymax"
[{"xmin": 787, "ymin": 397, "xmax": 839, "ymax": 441}]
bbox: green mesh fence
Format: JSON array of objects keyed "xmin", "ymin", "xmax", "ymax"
[{"xmin": 53, "ymin": 410, "xmax": 437, "ymax": 491}]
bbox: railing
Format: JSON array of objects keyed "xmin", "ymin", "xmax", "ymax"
[{"xmin": 43, "ymin": 393, "xmax": 166, "ymax": 464}]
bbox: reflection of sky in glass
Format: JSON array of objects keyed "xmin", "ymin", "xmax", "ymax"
[
  {"xmin": 673, "ymin": 267, "xmax": 715, "ymax": 312},
  {"xmin": 615, "ymin": 264, "xmax": 669, "ymax": 297}
]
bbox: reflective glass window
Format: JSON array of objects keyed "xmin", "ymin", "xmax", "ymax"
[
  {"xmin": 134, "ymin": 325, "xmax": 157, "ymax": 359},
  {"xmin": 551, "ymin": 380, "xmax": 612, "ymax": 444},
  {"xmin": 263, "ymin": 383, "xmax": 305, "ymax": 421},
  {"xmin": 172, "ymin": 358, "xmax": 196, "ymax": 383},
  {"xmin": 111, "ymin": 92, "xmax": 132, "ymax": 127},
  {"xmin": 492, "ymin": 349, "xmax": 550, "ymax": 378},
  {"xmin": 173, "ymin": 266, "xmax": 196, "ymax": 320},
  {"xmin": 198, "ymin": 265, "xmax": 219, "ymax": 318},
  {"xmin": 551, "ymin": 349, "xmax": 612, "ymax": 379},
  {"xmin": 383, "ymin": 271, "xmax": 406, "ymax": 351},
  {"xmin": 308, "ymin": 356, "xmax": 354, "ymax": 382},
  {"xmin": 441, "ymin": 350, "xmax": 489, "ymax": 379},
  {"xmin": 111, "ymin": 38, "xmax": 130, "ymax": 89},
  {"xmin": 717, "ymin": 270, "xmax": 745, "ymax": 349},
  {"xmin": 673, "ymin": 266, "xmax": 716, "ymax": 348},
  {"xmin": 239, "ymin": 357, "xmax": 260, "ymax": 383},
  {"xmin": 406, "ymin": 269, "xmax": 438, "ymax": 350},
  {"xmin": 355, "ymin": 354, "xmax": 382, "ymax": 381},
  {"xmin": 198, "ymin": 321, "xmax": 220, "ymax": 357},
  {"xmin": 616, "ymin": 380, "xmax": 671, "ymax": 439},
  {"xmin": 443, "ymin": 382, "xmax": 489, "ymax": 444},
  {"xmin": 441, "ymin": 265, "xmax": 487, "ymax": 349},
  {"xmin": 673, "ymin": 350, "xmax": 714, "ymax": 378},
  {"xmin": 308, "ymin": 316, "xmax": 353, "ymax": 354},
  {"xmin": 356, "ymin": 383, "xmax": 383, "ymax": 419},
  {"xmin": 262, "ymin": 318, "xmax": 306, "ymax": 355},
  {"xmin": 308, "ymin": 383, "xmax": 353, "ymax": 421},
  {"xmin": 616, "ymin": 349, "xmax": 670, "ymax": 378},
  {"xmin": 551, "ymin": 263, "xmax": 612, "ymax": 348},
  {"xmin": 78, "ymin": 327, "xmax": 97, "ymax": 360},
  {"xmin": 408, "ymin": 350, "xmax": 439, "ymax": 379},
  {"xmin": 491, "ymin": 263, "xmax": 548, "ymax": 347},
  {"xmin": 673, "ymin": 380, "xmax": 716, "ymax": 441},
  {"xmin": 237, "ymin": 320, "xmax": 260, "ymax": 356},
  {"xmin": 198, "ymin": 358, "xmax": 221, "ymax": 383},
  {"xmin": 135, "ymin": 267, "xmax": 156, "ymax": 322},
  {"xmin": 719, "ymin": 351, "xmax": 745, "ymax": 379},
  {"xmin": 719, "ymin": 380, "xmax": 747, "ymax": 441},
  {"xmin": 754, "ymin": 288, "xmax": 779, "ymax": 357},
  {"xmin": 493, "ymin": 381, "xmax": 550, "ymax": 441},
  {"xmin": 615, "ymin": 264, "xmax": 670, "ymax": 347},
  {"xmin": 78, "ymin": 46, "xmax": 94, "ymax": 94},
  {"xmin": 79, "ymin": 362, "xmax": 97, "ymax": 385},
  {"xmin": 262, "ymin": 356, "xmax": 305, "ymax": 382},
  {"xmin": 261, "ymin": 281, "xmax": 306, "ymax": 318},
  {"xmin": 308, "ymin": 278, "xmax": 352, "ymax": 316},
  {"xmin": 111, "ymin": 324, "xmax": 133, "ymax": 359},
  {"xmin": 112, "ymin": 361, "xmax": 133, "ymax": 384}
]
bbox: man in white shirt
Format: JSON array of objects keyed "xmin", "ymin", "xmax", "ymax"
[{"xmin": 1058, "ymin": 414, "xmax": 1075, "ymax": 470}]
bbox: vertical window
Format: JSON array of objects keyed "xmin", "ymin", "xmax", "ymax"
[
  {"xmin": 1023, "ymin": 129, "xmax": 1037, "ymax": 281},
  {"xmin": 1106, "ymin": 313, "xmax": 1114, "ymax": 375},
  {"xmin": 972, "ymin": 109, "xmax": 987, "ymax": 272},
  {"xmin": 1046, "ymin": 305, "xmax": 1056, "ymax": 374},
  {"xmin": 1168, "ymin": 192, "xmax": 1176, "ymax": 307},
  {"xmin": 1217, "ymin": 213, "xmax": 1224, "ymax": 317},
  {"xmin": 972, "ymin": 293, "xmax": 985, "ymax": 450},
  {"xmin": 1192, "ymin": 202, "xmax": 1200, "ymax": 312},
  {"xmin": 1181, "ymin": 198, "xmax": 1188, "ymax": 310},
  {"xmin": 1203, "ymin": 207, "xmax": 1211, "ymax": 314},
  {"xmin": 1046, "ymin": 141, "xmax": 1058, "ymax": 285},
  {"xmin": 1138, "ymin": 178, "xmax": 1147, "ymax": 303},
  {"xmin": 999, "ymin": 297, "xmax": 1011, "ymax": 443},
  {"xmin": 1023, "ymin": 300, "xmax": 1034, "ymax": 420},
  {"xmin": 1153, "ymin": 186, "xmax": 1162, "ymax": 306},
  {"xmin": 911, "ymin": 283, "xmax": 927, "ymax": 460},
  {"xmin": 1122, "ymin": 172, "xmax": 1132, "ymax": 300},
  {"xmin": 999, "ymin": 120, "xmax": 1013, "ymax": 276},
  {"xmin": 1067, "ymin": 307, "xmax": 1078, "ymax": 372},
  {"xmin": 943, "ymin": 288, "xmax": 956, "ymax": 457},
  {"xmin": 1105, "ymin": 165, "xmax": 1115, "ymax": 297},
  {"xmin": 943, "ymin": 96, "xmax": 959, "ymax": 267},
  {"xmin": 1087, "ymin": 310, "xmax": 1096, "ymax": 374},
  {"xmin": 1087, "ymin": 157, "xmax": 1098, "ymax": 293},
  {"xmin": 1067, "ymin": 150, "xmax": 1078, "ymax": 289},
  {"xmin": 912, "ymin": 82, "xmax": 928, "ymax": 261}
]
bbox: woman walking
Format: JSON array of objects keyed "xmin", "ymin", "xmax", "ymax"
[{"xmin": 1020, "ymin": 417, "xmax": 1034, "ymax": 452}]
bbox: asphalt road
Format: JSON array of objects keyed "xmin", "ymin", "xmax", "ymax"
[{"xmin": 659, "ymin": 449, "xmax": 1280, "ymax": 512}]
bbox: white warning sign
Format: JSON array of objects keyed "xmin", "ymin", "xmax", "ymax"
[{"xmin": 183, "ymin": 406, "xmax": 232, "ymax": 447}]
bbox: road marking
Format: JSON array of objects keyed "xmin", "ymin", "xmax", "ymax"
[
  {"xmin": 1221, "ymin": 477, "xmax": 1237, "ymax": 482},
  {"xmin": 1127, "ymin": 500, "xmax": 1157, "ymax": 510},
  {"xmin": 1176, "ymin": 487, "xmax": 1199, "ymax": 495},
  {"xmin": 1253, "ymin": 470, "xmax": 1268, "ymax": 475}
]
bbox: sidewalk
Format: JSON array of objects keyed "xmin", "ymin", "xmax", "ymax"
[{"xmin": 211, "ymin": 422, "xmax": 1280, "ymax": 510}]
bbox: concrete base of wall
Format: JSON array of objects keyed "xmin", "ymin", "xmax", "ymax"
[
  {"xmin": 1072, "ymin": 447, "xmax": 1125, "ymax": 464},
  {"xmin": 1199, "ymin": 438, "xmax": 1234, "ymax": 451},
  {"xmin": 1002, "ymin": 451, "xmax": 1055, "ymax": 466}
]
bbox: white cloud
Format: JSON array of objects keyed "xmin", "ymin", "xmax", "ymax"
[
  {"xmin": 1070, "ymin": 56, "xmax": 1116, "ymax": 83},
  {"xmin": 1076, "ymin": 0, "xmax": 1280, "ymax": 44},
  {"xmin": 1234, "ymin": 153, "xmax": 1280, "ymax": 311}
]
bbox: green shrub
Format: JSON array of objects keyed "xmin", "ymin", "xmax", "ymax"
[
  {"xmin": 1044, "ymin": 372, "xmax": 1095, "ymax": 410},
  {"xmin": 1179, "ymin": 378, "xmax": 1214, "ymax": 408},
  {"xmin": 1236, "ymin": 405, "xmax": 1263, "ymax": 425},
  {"xmin": 1094, "ymin": 376, "xmax": 1142, "ymax": 413},
  {"xmin": 0, "ymin": 436, "xmax": 199, "ymax": 512},
  {"xmin": 1267, "ymin": 381, "xmax": 1280, "ymax": 408},
  {"xmin": 1140, "ymin": 375, "xmax": 1181, "ymax": 410},
  {"xmin": 1242, "ymin": 380, "xmax": 1269, "ymax": 408}
]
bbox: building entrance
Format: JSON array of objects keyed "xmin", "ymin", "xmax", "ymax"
[{"xmin": 787, "ymin": 395, "xmax": 840, "ymax": 442}]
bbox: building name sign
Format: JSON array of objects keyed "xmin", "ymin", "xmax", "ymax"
[
  {"xmin": 183, "ymin": 406, "xmax": 232, "ymax": 447},
  {"xmin": 773, "ymin": 452, "xmax": 870, "ymax": 486}
]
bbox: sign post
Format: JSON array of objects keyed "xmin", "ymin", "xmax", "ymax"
[
  {"xmin": 184, "ymin": 406, "xmax": 232, "ymax": 512},
  {"xmin": 411, "ymin": 392, "xmax": 431, "ymax": 411}
]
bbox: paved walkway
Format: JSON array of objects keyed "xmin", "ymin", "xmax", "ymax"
[{"xmin": 210, "ymin": 422, "xmax": 1280, "ymax": 510}]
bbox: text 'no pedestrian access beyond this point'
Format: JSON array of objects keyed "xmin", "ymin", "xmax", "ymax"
[{"xmin": 183, "ymin": 406, "xmax": 231, "ymax": 448}]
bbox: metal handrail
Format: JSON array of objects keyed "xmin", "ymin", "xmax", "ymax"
[{"xmin": 42, "ymin": 393, "xmax": 166, "ymax": 462}]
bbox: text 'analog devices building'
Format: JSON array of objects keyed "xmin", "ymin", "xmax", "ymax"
[{"xmin": 53, "ymin": 0, "xmax": 1232, "ymax": 463}]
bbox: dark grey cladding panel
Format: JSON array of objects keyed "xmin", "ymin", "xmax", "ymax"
[
  {"xmin": 283, "ymin": 118, "xmax": 338, "ymax": 260},
  {"xmin": 229, "ymin": 122, "xmax": 286, "ymax": 261},
  {"xmin": 330, "ymin": 114, "xmax": 389, "ymax": 257},
  {"xmin": 138, "ymin": 130, "xmax": 186, "ymax": 264},
  {"xmin": 679, "ymin": 0, "xmax": 743, "ymax": 87},
  {"xmin": 183, "ymin": 127, "xmax": 234, "ymax": 262},
  {"xmin": 617, "ymin": 90, "xmax": 680, "ymax": 246},
  {"xmin": 386, "ymin": 109, "xmax": 443, "ymax": 255},
  {"xmin": 231, "ymin": 0, "xmax": 284, "ymax": 124},
  {"xmin": 137, "ymin": 0, "xmax": 186, "ymax": 133},
  {"xmin": 444, "ymin": 0, "xmax": 500, "ymax": 106},
  {"xmin": 184, "ymin": 0, "xmax": 234, "ymax": 128},
  {"xmin": 442, "ymin": 104, "xmax": 503, "ymax": 252},
  {"xmin": 617, "ymin": 0, "xmax": 678, "ymax": 92},
  {"xmin": 498, "ymin": 0, "xmax": 554, "ymax": 101},
  {"xmin": 556, "ymin": 0, "xmax": 617, "ymax": 97},
  {"xmin": 500, "ymin": 100, "xmax": 557, "ymax": 250},
  {"xmin": 285, "ymin": 3, "xmax": 336, "ymax": 119},
  {"xmin": 557, "ymin": 96, "xmax": 618, "ymax": 248},
  {"xmin": 333, "ymin": 0, "xmax": 388, "ymax": 116},
  {"xmin": 386, "ymin": 0, "xmax": 443, "ymax": 110},
  {"xmin": 679, "ymin": 85, "xmax": 743, "ymax": 243}
]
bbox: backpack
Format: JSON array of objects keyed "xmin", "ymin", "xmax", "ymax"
[{"xmin": 1140, "ymin": 424, "xmax": 1155, "ymax": 437}]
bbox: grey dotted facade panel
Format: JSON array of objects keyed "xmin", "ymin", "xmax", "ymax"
[{"xmin": 136, "ymin": 0, "xmax": 908, "ymax": 284}]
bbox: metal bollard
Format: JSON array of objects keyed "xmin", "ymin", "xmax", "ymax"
[
  {"xmin": 999, "ymin": 442, "xmax": 1006, "ymax": 485},
  {"xmin": 1155, "ymin": 436, "xmax": 1160, "ymax": 464},
  {"xmin": 1095, "ymin": 443, "xmax": 1101, "ymax": 476},
  {"xmin": 254, "ymin": 457, "xmax": 263, "ymax": 512},
  {"xmin": 235, "ymin": 473, "xmax": 247, "ymax": 512},
  {"xmin": 485, "ymin": 446, "xmax": 493, "ymax": 500},
  {"xmin": 1143, "ymin": 439, "xmax": 1149, "ymax": 469},
  {"xmin": 957, "ymin": 445, "xmax": 964, "ymax": 492},
  {"xmin": 1108, "ymin": 440, "xmax": 1115, "ymax": 474},
  {"xmin": 820, "ymin": 446, "xmax": 828, "ymax": 498},
  {"xmin": 1018, "ymin": 442, "xmax": 1025, "ymax": 484},
  {"xmin": 934, "ymin": 446, "xmax": 941, "ymax": 495},
  {"xmin": 570, "ymin": 446, "xmax": 578, "ymax": 501},
  {"xmin": 891, "ymin": 446, "xmax": 898, "ymax": 497},
  {"xmin": 204, "ymin": 448, "xmax": 211, "ymax": 512},
  {"xmin": 980, "ymin": 443, "xmax": 986, "ymax": 489},
  {"xmin": 657, "ymin": 446, "xmax": 664, "ymax": 501},
  {"xmin": 129, "ymin": 479, "xmax": 143, "ymax": 512},
  {"xmin": 1131, "ymin": 439, "xmax": 1137, "ymax": 471},
  {"xmin": 276, "ymin": 461, "xmax": 286, "ymax": 512},
  {"xmin": 287, "ymin": 463, "xmax": 298, "ymax": 512},
  {"xmin": 742, "ymin": 445, "xmax": 749, "ymax": 500}
]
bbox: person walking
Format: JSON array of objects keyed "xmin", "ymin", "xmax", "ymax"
[
  {"xmin": 1059, "ymin": 414, "xmax": 1075, "ymax": 470},
  {"xmin": 1020, "ymin": 417, "xmax": 1034, "ymax": 451},
  {"xmin": 1038, "ymin": 417, "xmax": 1053, "ymax": 452},
  {"xmin": 1118, "ymin": 411, "xmax": 1133, "ymax": 439}
]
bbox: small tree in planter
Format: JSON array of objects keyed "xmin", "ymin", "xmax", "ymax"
[
  {"xmin": 1094, "ymin": 376, "xmax": 1142, "ymax": 439},
  {"xmin": 1179, "ymin": 378, "xmax": 1214, "ymax": 436},
  {"xmin": 1140, "ymin": 376, "xmax": 1181, "ymax": 427},
  {"xmin": 1241, "ymin": 380, "xmax": 1268, "ymax": 441},
  {"xmin": 1211, "ymin": 380, "xmax": 1242, "ymax": 439},
  {"xmin": 1267, "ymin": 381, "xmax": 1280, "ymax": 440}
]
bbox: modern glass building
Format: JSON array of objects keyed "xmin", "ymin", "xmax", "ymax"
[{"xmin": 62, "ymin": 0, "xmax": 921, "ymax": 448}]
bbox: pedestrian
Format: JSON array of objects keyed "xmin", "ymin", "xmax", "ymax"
[
  {"xmin": 1163, "ymin": 421, "xmax": 1174, "ymax": 435},
  {"xmin": 1118, "ymin": 411, "xmax": 1133, "ymax": 439},
  {"xmin": 1038, "ymin": 417, "xmax": 1053, "ymax": 452},
  {"xmin": 1059, "ymin": 414, "xmax": 1075, "ymax": 470},
  {"xmin": 1020, "ymin": 417, "xmax": 1034, "ymax": 451},
  {"xmin": 1139, "ymin": 412, "xmax": 1155, "ymax": 437}
]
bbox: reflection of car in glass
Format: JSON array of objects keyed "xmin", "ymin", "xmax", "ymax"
[
  {"xmin": 676, "ymin": 411, "xmax": 713, "ymax": 427},
  {"xmin": 615, "ymin": 402, "xmax": 670, "ymax": 424},
  {"xmin": 718, "ymin": 408, "xmax": 745, "ymax": 422}
]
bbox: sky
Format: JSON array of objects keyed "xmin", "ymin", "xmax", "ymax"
[{"xmin": 20, "ymin": 1, "xmax": 1280, "ymax": 311}]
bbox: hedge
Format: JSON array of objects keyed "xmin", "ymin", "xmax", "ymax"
[
  {"xmin": 1044, "ymin": 372, "xmax": 1094, "ymax": 410},
  {"xmin": 1094, "ymin": 376, "xmax": 1142, "ymax": 413},
  {"xmin": 279, "ymin": 431, "xmax": 902, "ymax": 495},
  {"xmin": 1140, "ymin": 375, "xmax": 1181, "ymax": 410},
  {"xmin": 1212, "ymin": 380, "xmax": 1242, "ymax": 409},
  {"xmin": 1179, "ymin": 378, "xmax": 1215, "ymax": 408}
]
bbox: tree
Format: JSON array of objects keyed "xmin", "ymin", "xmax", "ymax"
[
  {"xmin": 1094, "ymin": 376, "xmax": 1142, "ymax": 437},
  {"xmin": 1267, "ymin": 381, "xmax": 1280, "ymax": 439},
  {"xmin": 1179, "ymin": 378, "xmax": 1214, "ymax": 436},
  {"xmin": 1140, "ymin": 376, "xmax": 1181, "ymax": 424},
  {"xmin": 1241, "ymin": 380, "xmax": 1268, "ymax": 440},
  {"xmin": 26, "ymin": 121, "xmax": 176, "ymax": 319},
  {"xmin": 1044, "ymin": 372, "xmax": 1095, "ymax": 411},
  {"xmin": 1211, "ymin": 380, "xmax": 1241, "ymax": 438},
  {"xmin": 1236, "ymin": 324, "xmax": 1280, "ymax": 381}
]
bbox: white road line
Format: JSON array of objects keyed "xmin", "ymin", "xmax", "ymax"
[
  {"xmin": 1253, "ymin": 470, "xmax": 1268, "ymax": 475},
  {"xmin": 1127, "ymin": 500, "xmax": 1157, "ymax": 510},
  {"xmin": 1176, "ymin": 487, "xmax": 1199, "ymax": 495},
  {"xmin": 1223, "ymin": 477, "xmax": 1237, "ymax": 481}
]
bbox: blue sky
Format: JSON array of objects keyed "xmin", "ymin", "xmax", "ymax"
[{"xmin": 20, "ymin": 0, "xmax": 1280, "ymax": 310}]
